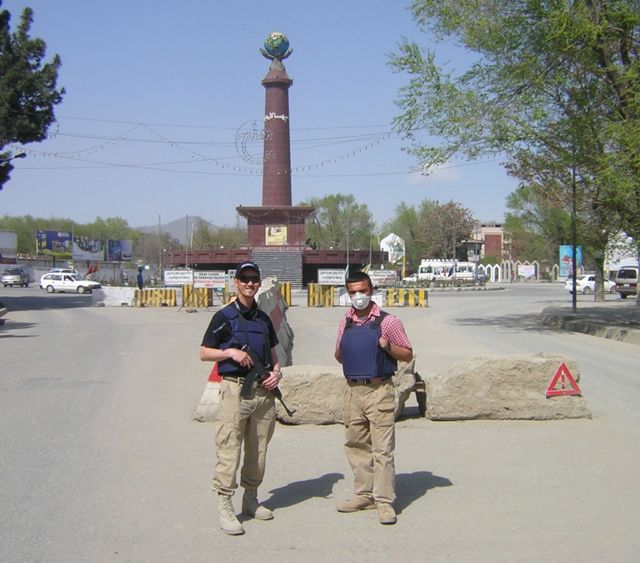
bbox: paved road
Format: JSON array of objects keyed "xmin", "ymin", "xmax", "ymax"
[{"xmin": 1, "ymin": 284, "xmax": 639, "ymax": 562}]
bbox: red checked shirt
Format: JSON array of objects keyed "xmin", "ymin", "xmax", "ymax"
[{"xmin": 335, "ymin": 302, "xmax": 412, "ymax": 352}]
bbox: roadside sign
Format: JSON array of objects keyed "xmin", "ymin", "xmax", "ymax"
[
  {"xmin": 194, "ymin": 271, "xmax": 226, "ymax": 289},
  {"xmin": 318, "ymin": 269, "xmax": 346, "ymax": 285},
  {"xmin": 546, "ymin": 363, "xmax": 582, "ymax": 397},
  {"xmin": 164, "ymin": 269, "xmax": 194, "ymax": 286}
]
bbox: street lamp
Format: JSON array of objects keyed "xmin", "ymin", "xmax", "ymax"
[{"xmin": 0, "ymin": 151, "xmax": 27, "ymax": 164}]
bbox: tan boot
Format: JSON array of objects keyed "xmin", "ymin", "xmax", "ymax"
[
  {"xmin": 337, "ymin": 495, "xmax": 376, "ymax": 513},
  {"xmin": 241, "ymin": 489, "xmax": 274, "ymax": 520},
  {"xmin": 218, "ymin": 494, "xmax": 245, "ymax": 535},
  {"xmin": 377, "ymin": 503, "xmax": 397, "ymax": 525}
]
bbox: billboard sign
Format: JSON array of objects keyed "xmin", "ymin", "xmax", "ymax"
[
  {"xmin": 36, "ymin": 230, "xmax": 72, "ymax": 255},
  {"xmin": 107, "ymin": 239, "xmax": 132, "ymax": 262},
  {"xmin": 559, "ymin": 245, "xmax": 583, "ymax": 278},
  {"xmin": 72, "ymin": 236, "xmax": 104, "ymax": 260}
]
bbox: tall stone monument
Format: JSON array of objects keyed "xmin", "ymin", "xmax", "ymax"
[{"xmin": 237, "ymin": 32, "xmax": 313, "ymax": 248}]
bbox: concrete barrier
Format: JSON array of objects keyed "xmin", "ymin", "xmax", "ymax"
[
  {"xmin": 279, "ymin": 281, "xmax": 291, "ymax": 306},
  {"xmin": 92, "ymin": 286, "xmax": 137, "ymax": 306},
  {"xmin": 134, "ymin": 288, "xmax": 177, "ymax": 307},
  {"xmin": 181, "ymin": 285, "xmax": 210, "ymax": 308},
  {"xmin": 307, "ymin": 284, "xmax": 334, "ymax": 307},
  {"xmin": 385, "ymin": 288, "xmax": 428, "ymax": 307}
]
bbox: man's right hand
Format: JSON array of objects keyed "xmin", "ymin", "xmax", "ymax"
[{"xmin": 228, "ymin": 348, "xmax": 254, "ymax": 368}]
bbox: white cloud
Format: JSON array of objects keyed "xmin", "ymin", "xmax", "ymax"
[{"xmin": 407, "ymin": 163, "xmax": 463, "ymax": 184}]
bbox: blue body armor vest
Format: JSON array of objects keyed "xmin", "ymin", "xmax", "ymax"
[
  {"xmin": 339, "ymin": 311, "xmax": 397, "ymax": 380},
  {"xmin": 216, "ymin": 303, "xmax": 271, "ymax": 376}
]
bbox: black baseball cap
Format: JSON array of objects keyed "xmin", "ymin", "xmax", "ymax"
[{"xmin": 235, "ymin": 262, "xmax": 261, "ymax": 278}]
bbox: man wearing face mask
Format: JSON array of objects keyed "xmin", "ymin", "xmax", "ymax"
[{"xmin": 334, "ymin": 270, "xmax": 413, "ymax": 525}]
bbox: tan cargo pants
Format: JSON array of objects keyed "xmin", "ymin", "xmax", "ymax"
[
  {"xmin": 212, "ymin": 378, "xmax": 276, "ymax": 496},
  {"xmin": 343, "ymin": 378, "xmax": 396, "ymax": 505}
]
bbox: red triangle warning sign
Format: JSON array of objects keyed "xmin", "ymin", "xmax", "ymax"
[{"xmin": 546, "ymin": 362, "xmax": 582, "ymax": 397}]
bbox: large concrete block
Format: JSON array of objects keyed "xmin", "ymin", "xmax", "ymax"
[
  {"xmin": 426, "ymin": 353, "xmax": 591, "ymax": 420},
  {"xmin": 276, "ymin": 363, "xmax": 418, "ymax": 425}
]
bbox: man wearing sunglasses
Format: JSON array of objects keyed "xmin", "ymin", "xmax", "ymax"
[{"xmin": 200, "ymin": 262, "xmax": 282, "ymax": 535}]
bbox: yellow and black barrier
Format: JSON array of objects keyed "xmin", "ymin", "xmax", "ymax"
[
  {"xmin": 279, "ymin": 282, "xmax": 291, "ymax": 307},
  {"xmin": 307, "ymin": 283, "xmax": 335, "ymax": 307},
  {"xmin": 134, "ymin": 288, "xmax": 177, "ymax": 307},
  {"xmin": 385, "ymin": 288, "xmax": 428, "ymax": 307},
  {"xmin": 182, "ymin": 285, "xmax": 210, "ymax": 308}
]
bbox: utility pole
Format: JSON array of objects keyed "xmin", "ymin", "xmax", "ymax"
[
  {"xmin": 571, "ymin": 153, "xmax": 578, "ymax": 314},
  {"xmin": 158, "ymin": 215, "xmax": 162, "ymax": 276}
]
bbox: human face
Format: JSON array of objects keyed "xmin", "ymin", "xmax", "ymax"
[
  {"xmin": 346, "ymin": 279, "xmax": 373, "ymax": 313},
  {"xmin": 235, "ymin": 270, "xmax": 261, "ymax": 302}
]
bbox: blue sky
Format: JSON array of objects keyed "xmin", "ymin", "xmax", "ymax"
[{"xmin": 2, "ymin": 0, "xmax": 518, "ymax": 230}]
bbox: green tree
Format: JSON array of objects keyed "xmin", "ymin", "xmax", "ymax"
[
  {"xmin": 190, "ymin": 219, "xmax": 248, "ymax": 250},
  {"xmin": 417, "ymin": 199, "xmax": 475, "ymax": 260},
  {"xmin": 301, "ymin": 194, "xmax": 375, "ymax": 252},
  {"xmin": 381, "ymin": 199, "xmax": 475, "ymax": 271},
  {"xmin": 390, "ymin": 0, "xmax": 640, "ymax": 302},
  {"xmin": 0, "ymin": 2, "xmax": 64, "ymax": 188}
]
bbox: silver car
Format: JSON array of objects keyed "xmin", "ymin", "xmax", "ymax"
[{"xmin": 2, "ymin": 267, "xmax": 30, "ymax": 287}]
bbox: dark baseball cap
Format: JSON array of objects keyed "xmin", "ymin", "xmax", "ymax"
[{"xmin": 235, "ymin": 262, "xmax": 261, "ymax": 278}]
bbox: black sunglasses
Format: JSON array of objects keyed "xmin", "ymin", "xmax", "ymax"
[{"xmin": 238, "ymin": 275, "xmax": 260, "ymax": 284}]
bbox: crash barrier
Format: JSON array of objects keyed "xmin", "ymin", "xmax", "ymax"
[
  {"xmin": 385, "ymin": 288, "xmax": 428, "ymax": 307},
  {"xmin": 307, "ymin": 284, "xmax": 335, "ymax": 307},
  {"xmin": 134, "ymin": 288, "xmax": 177, "ymax": 307},
  {"xmin": 182, "ymin": 285, "xmax": 210, "ymax": 308},
  {"xmin": 279, "ymin": 282, "xmax": 291, "ymax": 307}
]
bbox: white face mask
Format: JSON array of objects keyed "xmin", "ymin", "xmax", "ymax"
[{"xmin": 350, "ymin": 292, "xmax": 371, "ymax": 310}]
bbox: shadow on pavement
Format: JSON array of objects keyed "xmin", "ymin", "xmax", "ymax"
[
  {"xmin": 265, "ymin": 472, "xmax": 344, "ymax": 510},
  {"xmin": 0, "ymin": 320, "xmax": 37, "ymax": 338},
  {"xmin": 0, "ymin": 294, "xmax": 95, "ymax": 312},
  {"xmin": 395, "ymin": 471, "xmax": 453, "ymax": 514},
  {"xmin": 455, "ymin": 312, "xmax": 553, "ymax": 333}
]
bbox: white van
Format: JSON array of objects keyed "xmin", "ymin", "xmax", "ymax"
[
  {"xmin": 417, "ymin": 260, "xmax": 477, "ymax": 281},
  {"xmin": 615, "ymin": 266, "xmax": 638, "ymax": 299}
]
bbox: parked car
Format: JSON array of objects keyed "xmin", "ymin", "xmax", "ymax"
[
  {"xmin": 2, "ymin": 266, "xmax": 30, "ymax": 287},
  {"xmin": 614, "ymin": 266, "xmax": 638, "ymax": 299},
  {"xmin": 565, "ymin": 274, "xmax": 616, "ymax": 295},
  {"xmin": 47, "ymin": 267, "xmax": 80, "ymax": 277},
  {"xmin": 39, "ymin": 273, "xmax": 100, "ymax": 294},
  {"xmin": 401, "ymin": 273, "xmax": 420, "ymax": 284}
]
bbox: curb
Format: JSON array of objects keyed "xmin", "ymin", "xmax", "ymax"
[{"xmin": 541, "ymin": 310, "xmax": 640, "ymax": 347}]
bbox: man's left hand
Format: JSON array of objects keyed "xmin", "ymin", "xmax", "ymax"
[{"xmin": 261, "ymin": 370, "xmax": 282, "ymax": 390}]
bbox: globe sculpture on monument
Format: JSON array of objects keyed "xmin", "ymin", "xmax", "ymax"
[{"xmin": 261, "ymin": 31, "xmax": 292, "ymax": 60}]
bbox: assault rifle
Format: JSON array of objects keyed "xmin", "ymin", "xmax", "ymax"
[{"xmin": 240, "ymin": 345, "xmax": 296, "ymax": 417}]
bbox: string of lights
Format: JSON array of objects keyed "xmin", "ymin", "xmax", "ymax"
[{"xmin": 12, "ymin": 113, "xmax": 505, "ymax": 178}]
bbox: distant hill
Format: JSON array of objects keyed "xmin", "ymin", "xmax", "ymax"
[{"xmin": 136, "ymin": 216, "xmax": 217, "ymax": 246}]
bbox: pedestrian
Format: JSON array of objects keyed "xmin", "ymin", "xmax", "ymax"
[
  {"xmin": 199, "ymin": 261, "xmax": 282, "ymax": 536},
  {"xmin": 137, "ymin": 267, "xmax": 144, "ymax": 290},
  {"xmin": 334, "ymin": 270, "xmax": 413, "ymax": 525}
]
